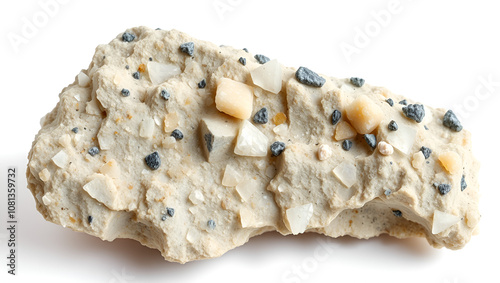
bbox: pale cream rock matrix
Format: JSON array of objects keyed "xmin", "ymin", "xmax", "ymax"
[{"xmin": 27, "ymin": 27, "xmax": 480, "ymax": 263}]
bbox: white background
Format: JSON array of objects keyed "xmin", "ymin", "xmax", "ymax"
[{"xmin": 1, "ymin": 0, "xmax": 499, "ymax": 282}]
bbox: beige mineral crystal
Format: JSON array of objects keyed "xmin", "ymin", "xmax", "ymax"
[{"xmin": 27, "ymin": 27, "xmax": 480, "ymax": 263}]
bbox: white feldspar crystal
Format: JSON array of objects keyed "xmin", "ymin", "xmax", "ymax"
[
  {"xmin": 42, "ymin": 194, "xmax": 52, "ymax": 205},
  {"xmin": 147, "ymin": 62, "xmax": 181, "ymax": 85},
  {"xmin": 58, "ymin": 134, "xmax": 71, "ymax": 148},
  {"xmin": 235, "ymin": 178, "xmax": 259, "ymax": 202},
  {"xmin": 139, "ymin": 118, "xmax": 155, "ymax": 138},
  {"xmin": 189, "ymin": 189, "xmax": 205, "ymax": 205},
  {"xmin": 97, "ymin": 131, "xmax": 114, "ymax": 150},
  {"xmin": 162, "ymin": 136, "xmax": 177, "ymax": 149},
  {"xmin": 286, "ymin": 203, "xmax": 314, "ymax": 235},
  {"xmin": 333, "ymin": 161, "xmax": 357, "ymax": 188},
  {"xmin": 386, "ymin": 122, "xmax": 417, "ymax": 155},
  {"xmin": 77, "ymin": 71, "xmax": 90, "ymax": 87},
  {"xmin": 83, "ymin": 174, "xmax": 124, "ymax": 210},
  {"xmin": 432, "ymin": 210, "xmax": 461, "ymax": 234},
  {"xmin": 240, "ymin": 207, "xmax": 257, "ymax": 228},
  {"xmin": 222, "ymin": 164, "xmax": 242, "ymax": 187},
  {"xmin": 250, "ymin": 59, "xmax": 283, "ymax": 94},
  {"xmin": 52, "ymin": 150, "xmax": 69, "ymax": 168},
  {"xmin": 234, "ymin": 120, "xmax": 269, "ymax": 157},
  {"xmin": 154, "ymin": 116, "xmax": 162, "ymax": 126}
]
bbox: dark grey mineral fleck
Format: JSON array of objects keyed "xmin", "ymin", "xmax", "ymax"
[
  {"xmin": 253, "ymin": 107, "xmax": 269, "ymax": 124},
  {"xmin": 88, "ymin": 146, "xmax": 100, "ymax": 156},
  {"xmin": 350, "ymin": 77, "xmax": 365, "ymax": 87},
  {"xmin": 388, "ymin": 120, "xmax": 398, "ymax": 131},
  {"xmin": 399, "ymin": 99, "xmax": 407, "ymax": 105},
  {"xmin": 239, "ymin": 57, "xmax": 247, "ymax": 66},
  {"xmin": 386, "ymin": 98, "xmax": 394, "ymax": 107},
  {"xmin": 364, "ymin": 134, "xmax": 377, "ymax": 150},
  {"xmin": 122, "ymin": 32, "xmax": 136, "ymax": 42},
  {"xmin": 331, "ymin": 110, "xmax": 341, "ymax": 125},
  {"xmin": 442, "ymin": 110, "xmax": 463, "ymax": 132},
  {"xmin": 166, "ymin": 207, "xmax": 175, "ymax": 217},
  {"xmin": 160, "ymin": 89, "xmax": 170, "ymax": 100},
  {"xmin": 171, "ymin": 129, "xmax": 184, "ymax": 140},
  {"xmin": 132, "ymin": 72, "xmax": 140, "ymax": 80},
  {"xmin": 420, "ymin": 146, "xmax": 432, "ymax": 159},
  {"xmin": 342, "ymin": 140, "xmax": 353, "ymax": 151},
  {"xmin": 402, "ymin": 104, "xmax": 425, "ymax": 123},
  {"xmin": 121, "ymin": 88, "xmax": 130, "ymax": 97},
  {"xmin": 392, "ymin": 210, "xmax": 402, "ymax": 217},
  {"xmin": 461, "ymin": 175, "xmax": 467, "ymax": 191},
  {"xmin": 437, "ymin": 183, "xmax": 451, "ymax": 195},
  {"xmin": 207, "ymin": 219, "xmax": 216, "ymax": 230},
  {"xmin": 71, "ymin": 127, "xmax": 79, "ymax": 134},
  {"xmin": 145, "ymin": 151, "xmax": 161, "ymax": 170},
  {"xmin": 180, "ymin": 42, "xmax": 194, "ymax": 56},
  {"xmin": 198, "ymin": 79, "xmax": 206, "ymax": 88},
  {"xmin": 270, "ymin": 141, "xmax": 286, "ymax": 157},
  {"xmin": 254, "ymin": 54, "xmax": 270, "ymax": 64},
  {"xmin": 88, "ymin": 215, "xmax": 93, "ymax": 224},
  {"xmin": 204, "ymin": 133, "xmax": 214, "ymax": 152},
  {"xmin": 295, "ymin": 67, "xmax": 326, "ymax": 87}
]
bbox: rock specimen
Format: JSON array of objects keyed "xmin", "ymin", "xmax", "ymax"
[{"xmin": 26, "ymin": 27, "xmax": 480, "ymax": 263}]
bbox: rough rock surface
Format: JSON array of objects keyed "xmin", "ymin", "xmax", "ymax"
[{"xmin": 27, "ymin": 27, "xmax": 480, "ymax": 263}]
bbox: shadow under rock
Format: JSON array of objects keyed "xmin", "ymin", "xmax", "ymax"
[
  {"xmin": 28, "ymin": 218, "xmax": 439, "ymax": 277},
  {"xmin": 69, "ymin": 229, "xmax": 438, "ymax": 266},
  {"xmin": 376, "ymin": 233, "xmax": 438, "ymax": 256}
]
